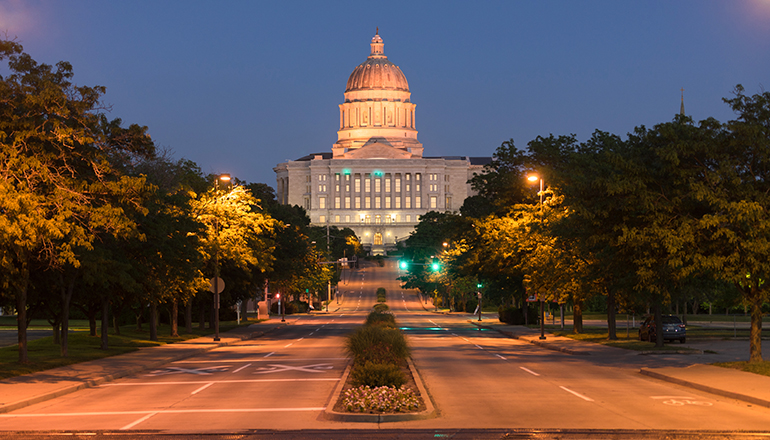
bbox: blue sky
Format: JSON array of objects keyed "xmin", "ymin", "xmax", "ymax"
[{"xmin": 2, "ymin": 0, "xmax": 769, "ymax": 186}]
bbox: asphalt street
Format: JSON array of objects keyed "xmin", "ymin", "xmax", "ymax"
[{"xmin": 0, "ymin": 260, "xmax": 768, "ymax": 437}]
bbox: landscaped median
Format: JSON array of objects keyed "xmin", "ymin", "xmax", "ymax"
[{"xmin": 325, "ymin": 297, "xmax": 435, "ymax": 422}]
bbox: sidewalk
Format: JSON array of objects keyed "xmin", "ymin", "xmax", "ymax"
[
  {"xmin": 470, "ymin": 319, "xmax": 770, "ymax": 410},
  {"xmin": 0, "ymin": 322, "xmax": 283, "ymax": 414}
]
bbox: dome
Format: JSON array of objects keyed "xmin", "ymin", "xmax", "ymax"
[{"xmin": 345, "ymin": 32, "xmax": 409, "ymax": 93}]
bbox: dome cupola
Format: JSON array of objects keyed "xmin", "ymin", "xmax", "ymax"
[
  {"xmin": 345, "ymin": 30, "xmax": 409, "ymax": 93},
  {"xmin": 333, "ymin": 30, "xmax": 422, "ymax": 159}
]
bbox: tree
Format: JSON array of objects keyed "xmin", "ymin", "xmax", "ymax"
[{"xmin": 0, "ymin": 39, "xmax": 153, "ymax": 361}]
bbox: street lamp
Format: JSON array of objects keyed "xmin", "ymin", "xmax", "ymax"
[
  {"xmin": 527, "ymin": 174, "xmax": 546, "ymax": 341},
  {"xmin": 213, "ymin": 173, "xmax": 231, "ymax": 342}
]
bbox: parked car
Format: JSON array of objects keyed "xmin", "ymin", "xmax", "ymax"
[{"xmin": 638, "ymin": 315, "xmax": 686, "ymax": 343}]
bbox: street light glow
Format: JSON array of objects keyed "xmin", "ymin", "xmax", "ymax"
[
  {"xmin": 219, "ymin": 174, "xmax": 231, "ymax": 182},
  {"xmin": 527, "ymin": 175, "xmax": 539, "ymax": 182}
]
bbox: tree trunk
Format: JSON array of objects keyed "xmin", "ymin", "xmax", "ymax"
[
  {"xmin": 573, "ymin": 300, "xmax": 583, "ymax": 334},
  {"xmin": 198, "ymin": 297, "xmax": 206, "ymax": 330},
  {"xmin": 170, "ymin": 298, "xmax": 179, "ymax": 337},
  {"xmin": 52, "ymin": 322, "xmax": 60, "ymax": 345},
  {"xmin": 16, "ymin": 264, "xmax": 29, "ymax": 364},
  {"xmin": 60, "ymin": 274, "xmax": 76, "ymax": 358},
  {"xmin": 101, "ymin": 296, "xmax": 109, "ymax": 350},
  {"xmin": 88, "ymin": 311, "xmax": 97, "ymax": 336},
  {"xmin": 654, "ymin": 301, "xmax": 664, "ymax": 348},
  {"xmin": 607, "ymin": 289, "xmax": 617, "ymax": 340},
  {"xmin": 135, "ymin": 303, "xmax": 143, "ymax": 331},
  {"xmin": 150, "ymin": 302, "xmax": 158, "ymax": 341},
  {"xmin": 185, "ymin": 299, "xmax": 193, "ymax": 333},
  {"xmin": 750, "ymin": 292, "xmax": 764, "ymax": 363}
]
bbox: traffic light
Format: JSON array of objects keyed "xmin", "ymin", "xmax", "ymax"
[
  {"xmin": 431, "ymin": 260, "xmax": 440, "ymax": 271},
  {"xmin": 399, "ymin": 260, "xmax": 408, "ymax": 270},
  {"xmin": 477, "ymin": 283, "xmax": 483, "ymax": 289}
]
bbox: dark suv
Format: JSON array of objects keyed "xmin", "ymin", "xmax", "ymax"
[{"xmin": 638, "ymin": 315, "xmax": 686, "ymax": 344}]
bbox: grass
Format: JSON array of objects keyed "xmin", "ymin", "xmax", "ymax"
[
  {"xmin": 0, "ymin": 320, "xmax": 247, "ymax": 380},
  {"xmin": 0, "ymin": 316, "xmax": 91, "ymax": 330},
  {"xmin": 713, "ymin": 361, "xmax": 770, "ymax": 377},
  {"xmin": 550, "ymin": 327, "xmax": 699, "ymax": 353}
]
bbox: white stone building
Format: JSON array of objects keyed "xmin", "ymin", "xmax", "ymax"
[{"xmin": 274, "ymin": 31, "xmax": 490, "ymax": 254}]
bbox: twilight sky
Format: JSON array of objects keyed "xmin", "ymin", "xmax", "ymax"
[{"xmin": 2, "ymin": 1, "xmax": 769, "ymax": 187}]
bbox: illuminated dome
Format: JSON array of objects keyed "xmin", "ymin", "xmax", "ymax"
[{"xmin": 345, "ymin": 32, "xmax": 409, "ymax": 92}]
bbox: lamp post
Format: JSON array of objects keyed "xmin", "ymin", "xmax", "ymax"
[
  {"xmin": 527, "ymin": 174, "xmax": 546, "ymax": 341},
  {"xmin": 213, "ymin": 173, "xmax": 231, "ymax": 342}
]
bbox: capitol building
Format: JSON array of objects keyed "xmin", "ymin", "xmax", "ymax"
[{"xmin": 274, "ymin": 31, "xmax": 489, "ymax": 254}]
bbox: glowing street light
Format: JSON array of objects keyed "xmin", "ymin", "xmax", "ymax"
[
  {"xmin": 527, "ymin": 174, "xmax": 546, "ymax": 341},
  {"xmin": 212, "ymin": 173, "xmax": 231, "ymax": 342}
]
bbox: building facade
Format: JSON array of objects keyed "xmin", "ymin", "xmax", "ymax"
[{"xmin": 274, "ymin": 31, "xmax": 489, "ymax": 254}]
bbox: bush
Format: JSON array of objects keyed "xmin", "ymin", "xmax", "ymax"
[
  {"xmin": 366, "ymin": 310, "xmax": 396, "ymax": 328},
  {"xmin": 376, "ymin": 287, "xmax": 387, "ymax": 303},
  {"xmin": 270, "ymin": 300, "xmax": 298, "ymax": 315},
  {"xmin": 350, "ymin": 361, "xmax": 406, "ymax": 388},
  {"xmin": 498, "ymin": 305, "xmax": 539, "ymax": 325},
  {"xmin": 373, "ymin": 303, "xmax": 389, "ymax": 313},
  {"xmin": 345, "ymin": 325, "xmax": 410, "ymax": 365}
]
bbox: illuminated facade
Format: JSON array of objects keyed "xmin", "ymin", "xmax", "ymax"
[{"xmin": 274, "ymin": 31, "xmax": 489, "ymax": 254}]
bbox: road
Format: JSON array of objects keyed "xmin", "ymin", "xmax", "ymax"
[{"xmin": 0, "ymin": 260, "xmax": 768, "ymax": 436}]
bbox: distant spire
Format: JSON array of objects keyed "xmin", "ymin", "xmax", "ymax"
[
  {"xmin": 376, "ymin": 26, "xmax": 379, "ymax": 35},
  {"xmin": 680, "ymin": 87, "xmax": 685, "ymax": 116}
]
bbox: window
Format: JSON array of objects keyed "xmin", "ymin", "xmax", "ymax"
[
  {"xmin": 335, "ymin": 197, "xmax": 341, "ymax": 209},
  {"xmin": 345, "ymin": 196, "xmax": 351, "ymax": 209},
  {"xmin": 355, "ymin": 197, "xmax": 361, "ymax": 209},
  {"xmin": 406, "ymin": 183, "xmax": 411, "ymax": 192},
  {"xmin": 385, "ymin": 178, "xmax": 391, "ymax": 193},
  {"xmin": 374, "ymin": 233, "xmax": 383, "ymax": 245},
  {"xmin": 416, "ymin": 183, "xmax": 420, "ymax": 192},
  {"xmin": 395, "ymin": 197, "xmax": 401, "ymax": 208},
  {"xmin": 416, "ymin": 173, "xmax": 421, "ymax": 181},
  {"xmin": 405, "ymin": 197, "xmax": 411, "ymax": 209},
  {"xmin": 446, "ymin": 196, "xmax": 451, "ymax": 210},
  {"xmin": 319, "ymin": 197, "xmax": 326, "ymax": 209},
  {"xmin": 375, "ymin": 197, "xmax": 381, "ymax": 209},
  {"xmin": 365, "ymin": 175, "xmax": 371, "ymax": 192},
  {"xmin": 319, "ymin": 215, "xmax": 326, "ymax": 223},
  {"xmin": 335, "ymin": 174, "xmax": 340, "ymax": 181},
  {"xmin": 365, "ymin": 196, "xmax": 371, "ymax": 209},
  {"xmin": 345, "ymin": 215, "xmax": 350, "ymax": 223},
  {"xmin": 335, "ymin": 184, "xmax": 340, "ymax": 192},
  {"xmin": 385, "ymin": 197, "xmax": 391, "ymax": 209},
  {"xmin": 335, "ymin": 215, "xmax": 340, "ymax": 222},
  {"xmin": 304, "ymin": 196, "xmax": 310, "ymax": 210},
  {"xmin": 355, "ymin": 176, "xmax": 361, "ymax": 192},
  {"xmin": 395, "ymin": 178, "xmax": 401, "ymax": 192},
  {"xmin": 396, "ymin": 214, "xmax": 401, "ymax": 222},
  {"xmin": 429, "ymin": 184, "xmax": 437, "ymax": 192},
  {"xmin": 375, "ymin": 215, "xmax": 381, "ymax": 224},
  {"xmin": 415, "ymin": 197, "xmax": 421, "ymax": 209},
  {"xmin": 430, "ymin": 196, "xmax": 437, "ymax": 209},
  {"xmin": 406, "ymin": 214, "xmax": 411, "ymax": 223},
  {"xmin": 318, "ymin": 184, "xmax": 327, "ymax": 192},
  {"xmin": 318, "ymin": 174, "xmax": 327, "ymax": 181},
  {"xmin": 375, "ymin": 178, "xmax": 381, "ymax": 192}
]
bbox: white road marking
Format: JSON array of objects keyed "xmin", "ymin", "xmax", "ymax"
[
  {"xmin": 1, "ymin": 407, "xmax": 329, "ymax": 420},
  {"xmin": 284, "ymin": 343, "xmax": 293, "ymax": 348},
  {"xmin": 474, "ymin": 344, "xmax": 484, "ymax": 350},
  {"xmin": 254, "ymin": 363, "xmax": 334, "ymax": 374},
  {"xmin": 145, "ymin": 366, "xmax": 230, "ymax": 376},
  {"xmin": 232, "ymin": 363, "xmax": 252, "ymax": 373},
  {"xmin": 173, "ymin": 357, "xmax": 347, "ymax": 364},
  {"xmin": 190, "ymin": 382, "xmax": 214, "ymax": 395},
  {"xmin": 264, "ymin": 352, "xmax": 275, "ymax": 357},
  {"xmin": 560, "ymin": 386, "xmax": 594, "ymax": 402},
  {"xmin": 520, "ymin": 367, "xmax": 540, "ymax": 376},
  {"xmin": 103, "ymin": 378, "xmax": 340, "ymax": 387},
  {"xmin": 120, "ymin": 412, "xmax": 157, "ymax": 430},
  {"xmin": 495, "ymin": 354, "xmax": 507, "ymax": 360}
]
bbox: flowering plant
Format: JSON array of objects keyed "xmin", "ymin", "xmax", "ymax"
[{"xmin": 342, "ymin": 385, "xmax": 420, "ymax": 413}]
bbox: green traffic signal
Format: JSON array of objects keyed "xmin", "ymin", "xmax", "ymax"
[
  {"xmin": 431, "ymin": 262, "xmax": 440, "ymax": 271},
  {"xmin": 399, "ymin": 260, "xmax": 408, "ymax": 270}
]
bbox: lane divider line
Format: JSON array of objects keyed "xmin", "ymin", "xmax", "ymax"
[
  {"xmin": 520, "ymin": 367, "xmax": 540, "ymax": 376},
  {"xmin": 120, "ymin": 412, "xmax": 158, "ymax": 430},
  {"xmin": 232, "ymin": 363, "xmax": 252, "ymax": 373},
  {"xmin": 264, "ymin": 352, "xmax": 275, "ymax": 358},
  {"xmin": 495, "ymin": 354, "xmax": 507, "ymax": 360},
  {"xmin": 191, "ymin": 382, "xmax": 214, "ymax": 395},
  {"xmin": 560, "ymin": 386, "xmax": 594, "ymax": 402}
]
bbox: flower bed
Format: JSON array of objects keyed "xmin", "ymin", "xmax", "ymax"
[{"xmin": 342, "ymin": 385, "xmax": 420, "ymax": 413}]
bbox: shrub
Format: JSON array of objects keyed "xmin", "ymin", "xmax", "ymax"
[
  {"xmin": 343, "ymin": 385, "xmax": 419, "ymax": 413},
  {"xmin": 373, "ymin": 303, "xmax": 389, "ymax": 313},
  {"xmin": 350, "ymin": 361, "xmax": 406, "ymax": 388},
  {"xmin": 270, "ymin": 300, "xmax": 298, "ymax": 315},
  {"xmin": 345, "ymin": 325, "xmax": 410, "ymax": 365},
  {"xmin": 366, "ymin": 310, "xmax": 396, "ymax": 328},
  {"xmin": 376, "ymin": 287, "xmax": 387, "ymax": 303},
  {"xmin": 498, "ymin": 305, "xmax": 539, "ymax": 325}
]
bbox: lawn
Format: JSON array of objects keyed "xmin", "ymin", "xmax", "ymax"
[
  {"xmin": 550, "ymin": 327, "xmax": 700, "ymax": 353},
  {"xmin": 0, "ymin": 320, "xmax": 250, "ymax": 380}
]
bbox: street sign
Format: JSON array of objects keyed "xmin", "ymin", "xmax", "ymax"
[{"xmin": 209, "ymin": 277, "xmax": 225, "ymax": 294}]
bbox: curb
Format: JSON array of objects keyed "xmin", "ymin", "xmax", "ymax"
[
  {"xmin": 323, "ymin": 357, "xmax": 437, "ymax": 422},
  {"xmin": 469, "ymin": 321, "xmax": 591, "ymax": 356},
  {"xmin": 0, "ymin": 325, "xmax": 281, "ymax": 414},
  {"xmin": 639, "ymin": 367, "xmax": 770, "ymax": 409}
]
